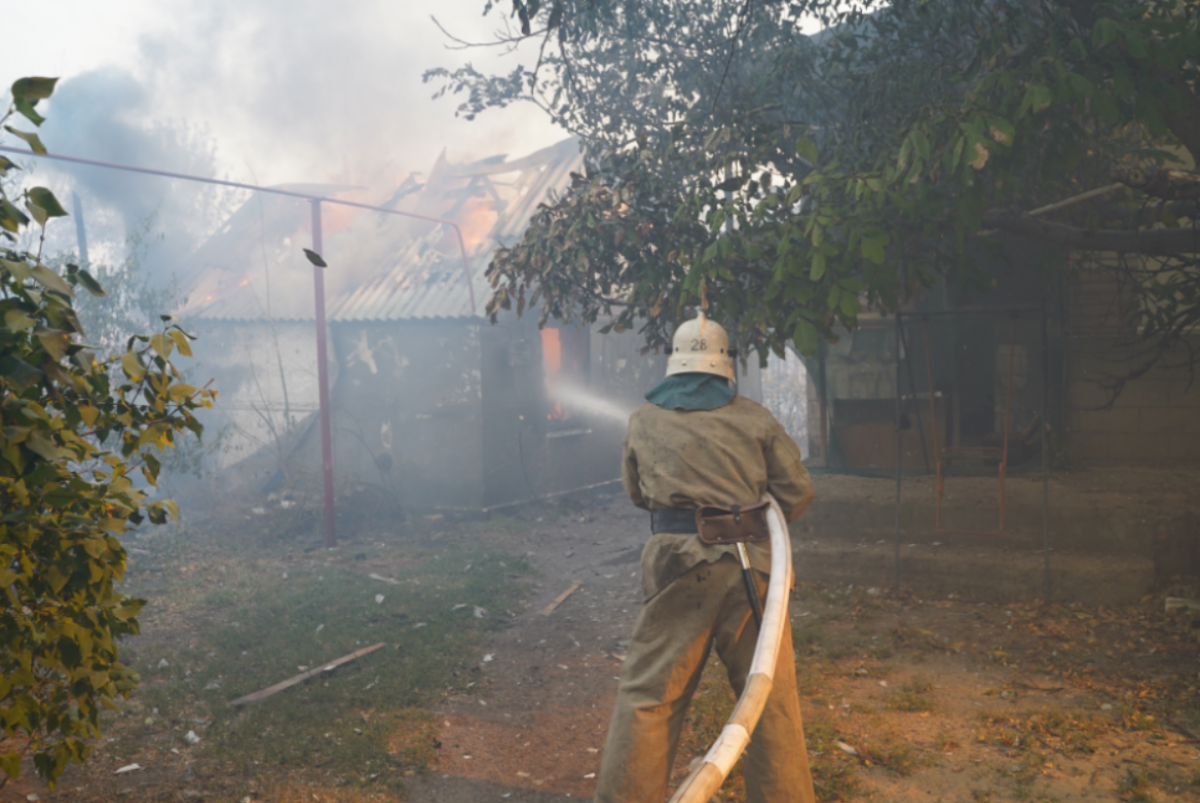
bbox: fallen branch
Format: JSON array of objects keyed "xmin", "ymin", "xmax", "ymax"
[
  {"xmin": 541, "ymin": 582, "xmax": 582, "ymax": 616},
  {"xmin": 230, "ymin": 642, "xmax": 386, "ymax": 707}
]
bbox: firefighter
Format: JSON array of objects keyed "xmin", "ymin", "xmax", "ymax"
[{"xmin": 594, "ymin": 312, "xmax": 816, "ymax": 803}]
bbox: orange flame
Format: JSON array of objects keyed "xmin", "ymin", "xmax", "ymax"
[
  {"xmin": 456, "ymin": 198, "xmax": 499, "ymax": 251},
  {"xmin": 541, "ymin": 328, "xmax": 570, "ymax": 421}
]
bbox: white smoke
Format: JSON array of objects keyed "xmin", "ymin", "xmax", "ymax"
[{"xmin": 5, "ymin": 1, "xmax": 562, "ymax": 277}]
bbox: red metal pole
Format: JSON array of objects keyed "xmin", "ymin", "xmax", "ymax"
[{"xmin": 311, "ymin": 200, "xmax": 337, "ymax": 548}]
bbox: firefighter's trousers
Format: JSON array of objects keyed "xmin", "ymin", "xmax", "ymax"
[{"xmin": 594, "ymin": 554, "xmax": 815, "ymax": 803}]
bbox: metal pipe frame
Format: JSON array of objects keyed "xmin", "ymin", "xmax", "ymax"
[{"xmin": 3, "ymin": 145, "xmax": 483, "ymax": 548}]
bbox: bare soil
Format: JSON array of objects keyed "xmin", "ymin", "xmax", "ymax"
[{"xmin": 3, "ymin": 470, "xmax": 1199, "ymax": 803}]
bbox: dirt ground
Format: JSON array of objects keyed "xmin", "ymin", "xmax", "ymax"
[{"xmin": 3, "ymin": 472, "xmax": 1199, "ymax": 803}]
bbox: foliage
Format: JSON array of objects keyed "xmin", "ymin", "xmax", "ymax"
[
  {"xmin": 429, "ymin": 0, "xmax": 1200, "ymax": 382},
  {"xmin": 58, "ymin": 218, "xmax": 178, "ymax": 363},
  {"xmin": 0, "ymin": 77, "xmax": 215, "ymax": 787}
]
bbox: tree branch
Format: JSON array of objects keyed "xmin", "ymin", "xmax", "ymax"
[{"xmin": 981, "ymin": 210, "xmax": 1200, "ymax": 255}]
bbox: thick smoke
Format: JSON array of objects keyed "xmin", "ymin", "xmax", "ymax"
[
  {"xmin": 37, "ymin": 67, "xmax": 231, "ymax": 277},
  {"xmin": 19, "ymin": 1, "xmax": 561, "ymax": 278}
]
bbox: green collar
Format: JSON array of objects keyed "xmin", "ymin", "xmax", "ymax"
[{"xmin": 644, "ymin": 372, "xmax": 736, "ymax": 411}]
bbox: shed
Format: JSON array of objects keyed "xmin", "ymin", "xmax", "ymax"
[{"xmin": 178, "ymin": 138, "xmax": 676, "ymax": 512}]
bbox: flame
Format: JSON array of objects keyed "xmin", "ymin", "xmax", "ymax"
[
  {"xmin": 456, "ymin": 198, "xmax": 499, "ymax": 251},
  {"xmin": 319, "ymin": 201, "xmax": 363, "ymax": 238},
  {"xmin": 541, "ymin": 328, "xmax": 570, "ymax": 421}
]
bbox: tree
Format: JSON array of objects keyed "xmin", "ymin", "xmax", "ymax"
[
  {"xmin": 428, "ymin": 0, "xmax": 1199, "ymax": 392},
  {"xmin": 1, "ymin": 77, "xmax": 215, "ymax": 788}
]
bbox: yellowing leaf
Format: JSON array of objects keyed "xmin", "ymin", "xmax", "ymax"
[
  {"xmin": 99, "ymin": 517, "xmax": 126, "ymax": 534},
  {"xmin": 30, "ymin": 264, "xmax": 74, "ymax": 297},
  {"xmin": 149, "ymin": 333, "xmax": 173, "ymax": 361},
  {"xmin": 1, "ymin": 258, "xmax": 32, "ymax": 282},
  {"xmin": 77, "ymin": 404, "xmax": 100, "ymax": 428},
  {"xmin": 970, "ymin": 142, "xmax": 990, "ymax": 170},
  {"xmin": 25, "ymin": 432, "xmax": 70, "ymax": 461},
  {"xmin": 120, "ymin": 351, "xmax": 145, "ymax": 382},
  {"xmin": 167, "ymin": 329, "xmax": 193, "ymax": 357},
  {"xmin": 167, "ymin": 383, "xmax": 197, "ymax": 402},
  {"xmin": 4, "ymin": 309, "xmax": 36, "ymax": 331}
]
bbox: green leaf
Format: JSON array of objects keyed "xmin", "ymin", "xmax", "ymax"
[
  {"xmin": 839, "ymin": 291, "xmax": 859, "ymax": 319},
  {"xmin": 792, "ymin": 319, "xmax": 818, "ymax": 357},
  {"xmin": 11, "ymin": 76, "xmax": 58, "ymax": 101},
  {"xmin": 303, "ymin": 248, "xmax": 328, "ymax": 267},
  {"xmin": 4, "ymin": 127, "xmax": 47, "ymax": 155},
  {"xmin": 1021, "ymin": 84, "xmax": 1054, "ymax": 116},
  {"xmin": 795, "ymin": 137, "xmax": 818, "ymax": 164},
  {"xmin": 810, "ymin": 252, "xmax": 826, "ymax": 281},
  {"xmin": 0, "ymin": 355, "xmax": 42, "ymax": 392},
  {"xmin": 912, "ymin": 130, "xmax": 931, "ymax": 161},
  {"xmin": 0, "ymin": 749, "xmax": 21, "ymax": 781},
  {"xmin": 34, "ymin": 327, "xmax": 71, "ymax": 362},
  {"xmin": 27, "ymin": 188, "xmax": 69, "ymax": 219},
  {"xmin": 76, "ymin": 270, "xmax": 107, "ymax": 298},
  {"xmin": 30, "ymin": 264, "xmax": 75, "ymax": 297},
  {"xmin": 1092, "ymin": 18, "xmax": 1120, "ymax": 46},
  {"xmin": 0, "ymin": 199, "xmax": 31, "ymax": 232},
  {"xmin": 861, "ymin": 232, "xmax": 888, "ymax": 264},
  {"xmin": 14, "ymin": 98, "xmax": 45, "ymax": 127}
]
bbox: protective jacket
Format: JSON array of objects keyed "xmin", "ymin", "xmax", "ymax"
[
  {"xmin": 595, "ymin": 378, "xmax": 816, "ymax": 803},
  {"xmin": 621, "ymin": 394, "xmax": 815, "ymax": 600}
]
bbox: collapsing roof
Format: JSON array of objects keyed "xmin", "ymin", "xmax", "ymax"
[{"xmin": 178, "ymin": 137, "xmax": 582, "ymax": 323}]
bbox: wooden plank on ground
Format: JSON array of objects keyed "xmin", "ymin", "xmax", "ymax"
[
  {"xmin": 541, "ymin": 582, "xmax": 582, "ymax": 616},
  {"xmin": 230, "ymin": 642, "xmax": 386, "ymax": 707}
]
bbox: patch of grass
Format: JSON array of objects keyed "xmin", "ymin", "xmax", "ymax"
[
  {"xmin": 804, "ymin": 710, "xmax": 866, "ymax": 802},
  {"xmin": 811, "ymin": 761, "xmax": 865, "ymax": 802},
  {"xmin": 1117, "ymin": 769, "xmax": 1156, "ymax": 803},
  {"xmin": 679, "ymin": 672, "xmax": 864, "ymax": 803},
  {"xmin": 974, "ymin": 706, "xmax": 1107, "ymax": 755},
  {"xmin": 970, "ymin": 789, "xmax": 993, "ymax": 802},
  {"xmin": 933, "ymin": 730, "xmax": 959, "ymax": 751},
  {"xmin": 118, "ymin": 541, "xmax": 532, "ymax": 790},
  {"xmin": 794, "ymin": 621, "xmax": 830, "ymax": 651},
  {"xmin": 888, "ymin": 675, "xmax": 935, "ymax": 712}
]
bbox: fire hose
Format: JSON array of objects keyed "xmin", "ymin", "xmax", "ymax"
[{"xmin": 666, "ymin": 494, "xmax": 793, "ymax": 803}]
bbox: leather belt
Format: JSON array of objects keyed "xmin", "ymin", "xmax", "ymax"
[{"xmin": 651, "ymin": 508, "xmax": 698, "ymax": 534}]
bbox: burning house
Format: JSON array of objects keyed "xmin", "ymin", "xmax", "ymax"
[{"xmin": 178, "ymin": 138, "xmax": 694, "ymax": 512}]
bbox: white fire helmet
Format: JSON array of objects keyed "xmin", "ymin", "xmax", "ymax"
[{"xmin": 665, "ymin": 312, "xmax": 735, "ymax": 380}]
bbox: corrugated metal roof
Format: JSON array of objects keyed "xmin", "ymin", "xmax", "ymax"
[{"xmin": 179, "ymin": 138, "xmax": 582, "ymax": 322}]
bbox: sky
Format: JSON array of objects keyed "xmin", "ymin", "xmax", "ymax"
[{"xmin": 0, "ymin": 1, "xmax": 564, "ymax": 267}]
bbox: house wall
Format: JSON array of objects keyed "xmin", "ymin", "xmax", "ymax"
[
  {"xmin": 188, "ymin": 319, "xmax": 330, "ymax": 482},
  {"xmin": 1065, "ymin": 264, "xmax": 1200, "ymax": 463},
  {"xmin": 329, "ymin": 320, "xmax": 485, "ymax": 509},
  {"xmin": 480, "ymin": 316, "xmax": 668, "ymax": 509}
]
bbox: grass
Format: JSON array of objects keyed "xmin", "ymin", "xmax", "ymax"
[
  {"xmin": 1117, "ymin": 769, "xmax": 1156, "ymax": 803},
  {"xmin": 115, "ymin": 537, "xmax": 532, "ymax": 794},
  {"xmin": 975, "ymin": 706, "xmax": 1109, "ymax": 755},
  {"xmin": 674, "ymin": 659, "xmax": 868, "ymax": 803},
  {"xmin": 888, "ymin": 675, "xmax": 935, "ymax": 712}
]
